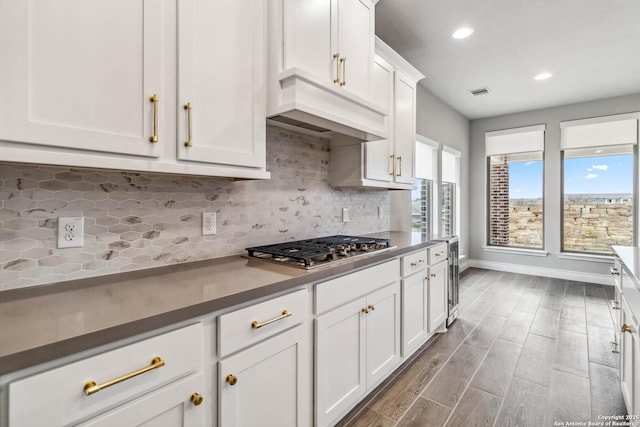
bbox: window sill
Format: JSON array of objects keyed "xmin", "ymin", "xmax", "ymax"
[
  {"xmin": 482, "ymin": 246, "xmax": 549, "ymax": 257},
  {"xmin": 556, "ymin": 252, "xmax": 614, "ymax": 263}
]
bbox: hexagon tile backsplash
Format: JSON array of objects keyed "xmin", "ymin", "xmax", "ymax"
[{"xmin": 0, "ymin": 126, "xmax": 390, "ymax": 290}]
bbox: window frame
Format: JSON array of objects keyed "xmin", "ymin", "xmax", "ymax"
[{"xmin": 560, "ymin": 145, "xmax": 637, "ymax": 255}]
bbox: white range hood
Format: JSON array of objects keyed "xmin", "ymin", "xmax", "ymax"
[{"xmin": 266, "ymin": 0, "xmax": 388, "ymax": 141}]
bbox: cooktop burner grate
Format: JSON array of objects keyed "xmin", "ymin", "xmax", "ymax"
[{"xmin": 246, "ymin": 235, "xmax": 392, "ymax": 268}]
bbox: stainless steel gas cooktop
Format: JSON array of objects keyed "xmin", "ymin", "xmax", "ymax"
[{"xmin": 245, "ymin": 235, "xmax": 395, "ymax": 269}]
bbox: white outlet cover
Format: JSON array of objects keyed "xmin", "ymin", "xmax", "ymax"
[
  {"xmin": 342, "ymin": 207, "xmax": 349, "ymax": 222},
  {"xmin": 202, "ymin": 212, "xmax": 216, "ymax": 235},
  {"xmin": 57, "ymin": 216, "xmax": 84, "ymax": 248}
]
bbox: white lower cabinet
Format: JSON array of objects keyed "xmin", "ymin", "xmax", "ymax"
[
  {"xmin": 79, "ymin": 374, "xmax": 205, "ymax": 427},
  {"xmin": 402, "ymin": 270, "xmax": 429, "ymax": 357},
  {"xmin": 620, "ymin": 294, "xmax": 640, "ymax": 415},
  {"xmin": 428, "ymin": 261, "xmax": 448, "ymax": 332},
  {"xmin": 315, "ymin": 281, "xmax": 400, "ymax": 427},
  {"xmin": 7, "ymin": 324, "xmax": 203, "ymax": 427},
  {"xmin": 218, "ymin": 325, "xmax": 310, "ymax": 427}
]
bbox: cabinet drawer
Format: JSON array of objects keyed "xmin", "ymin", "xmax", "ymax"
[
  {"xmin": 428, "ymin": 243, "xmax": 448, "ymax": 265},
  {"xmin": 315, "ymin": 259, "xmax": 400, "ymax": 314},
  {"xmin": 8, "ymin": 323, "xmax": 203, "ymax": 427},
  {"xmin": 218, "ymin": 288, "xmax": 308, "ymax": 358},
  {"xmin": 401, "ymin": 249, "xmax": 428, "ymax": 277}
]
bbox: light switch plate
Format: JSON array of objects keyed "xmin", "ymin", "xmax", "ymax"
[{"xmin": 342, "ymin": 208, "xmax": 349, "ymax": 223}]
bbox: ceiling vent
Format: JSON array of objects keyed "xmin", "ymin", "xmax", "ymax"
[{"xmin": 470, "ymin": 88, "xmax": 490, "ymax": 96}]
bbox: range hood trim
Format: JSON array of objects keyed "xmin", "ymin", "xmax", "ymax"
[{"xmin": 268, "ymin": 68, "xmax": 390, "ymax": 142}]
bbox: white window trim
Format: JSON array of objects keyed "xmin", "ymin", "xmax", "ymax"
[
  {"xmin": 556, "ymin": 252, "xmax": 614, "ymax": 263},
  {"xmin": 482, "ymin": 246, "xmax": 549, "ymax": 257}
]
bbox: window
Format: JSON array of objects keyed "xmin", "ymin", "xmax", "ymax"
[
  {"xmin": 485, "ymin": 125, "xmax": 545, "ymax": 249},
  {"xmin": 412, "ymin": 137, "xmax": 438, "ymax": 234},
  {"xmin": 441, "ymin": 146, "xmax": 460, "ymax": 236},
  {"xmin": 561, "ymin": 113, "xmax": 638, "ymax": 254}
]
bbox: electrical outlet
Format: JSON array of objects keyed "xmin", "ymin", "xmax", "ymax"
[
  {"xmin": 202, "ymin": 212, "xmax": 217, "ymax": 235},
  {"xmin": 378, "ymin": 206, "xmax": 383, "ymax": 219},
  {"xmin": 57, "ymin": 216, "xmax": 84, "ymax": 248},
  {"xmin": 342, "ymin": 207, "xmax": 349, "ymax": 223}
]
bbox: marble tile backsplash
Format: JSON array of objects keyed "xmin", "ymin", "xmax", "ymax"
[{"xmin": 0, "ymin": 126, "xmax": 389, "ymax": 290}]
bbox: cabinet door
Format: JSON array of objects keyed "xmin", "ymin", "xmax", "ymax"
[
  {"xmin": 402, "ymin": 272, "xmax": 429, "ymax": 357},
  {"xmin": 79, "ymin": 374, "xmax": 204, "ymax": 427},
  {"xmin": 177, "ymin": 0, "xmax": 265, "ymax": 168},
  {"xmin": 316, "ymin": 297, "xmax": 366, "ymax": 427},
  {"xmin": 428, "ymin": 261, "xmax": 448, "ymax": 331},
  {"xmin": 219, "ymin": 325, "xmax": 310, "ymax": 427},
  {"xmin": 392, "ymin": 71, "xmax": 417, "ymax": 185},
  {"xmin": 365, "ymin": 139, "xmax": 393, "ymax": 182},
  {"xmin": 366, "ymin": 282, "xmax": 401, "ymax": 388},
  {"xmin": 335, "ymin": 0, "xmax": 374, "ymax": 100},
  {"xmin": 0, "ymin": 0, "xmax": 162, "ymax": 157},
  {"xmin": 620, "ymin": 300, "xmax": 635, "ymax": 414},
  {"xmin": 282, "ymin": 0, "xmax": 332, "ymax": 81}
]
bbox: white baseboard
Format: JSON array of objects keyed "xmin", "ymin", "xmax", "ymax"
[{"xmin": 467, "ymin": 259, "xmax": 611, "ymax": 285}]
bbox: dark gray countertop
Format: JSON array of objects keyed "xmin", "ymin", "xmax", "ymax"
[{"xmin": 0, "ymin": 231, "xmax": 445, "ymax": 375}]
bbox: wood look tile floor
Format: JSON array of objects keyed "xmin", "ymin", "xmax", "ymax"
[{"xmin": 336, "ymin": 268, "xmax": 626, "ymax": 427}]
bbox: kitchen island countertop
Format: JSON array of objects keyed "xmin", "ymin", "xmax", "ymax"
[{"xmin": 0, "ymin": 231, "xmax": 446, "ymax": 375}]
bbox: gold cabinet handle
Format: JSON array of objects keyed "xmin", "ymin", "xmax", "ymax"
[
  {"xmin": 368, "ymin": 304, "xmax": 375, "ymax": 311},
  {"xmin": 435, "ymin": 251, "xmax": 445, "ymax": 257},
  {"xmin": 251, "ymin": 310, "xmax": 292, "ymax": 329},
  {"xmin": 612, "ymin": 300, "xmax": 620, "ymax": 310},
  {"xmin": 333, "ymin": 53, "xmax": 340, "ymax": 84},
  {"xmin": 340, "ymin": 56, "xmax": 347, "ymax": 86},
  {"xmin": 361, "ymin": 307, "xmax": 369, "ymax": 314},
  {"xmin": 431, "ymin": 273, "xmax": 437, "ymax": 278},
  {"xmin": 390, "ymin": 154, "xmax": 395, "ymax": 176},
  {"xmin": 610, "ymin": 267, "xmax": 620, "ymax": 276},
  {"xmin": 149, "ymin": 94, "xmax": 159, "ymax": 143},
  {"xmin": 622, "ymin": 323, "xmax": 634, "ymax": 334},
  {"xmin": 610, "ymin": 341, "xmax": 620, "ymax": 354},
  {"xmin": 410, "ymin": 259, "xmax": 424, "ymax": 267},
  {"xmin": 183, "ymin": 102, "xmax": 193, "ymax": 147},
  {"xmin": 191, "ymin": 392, "xmax": 204, "ymax": 406},
  {"xmin": 226, "ymin": 374, "xmax": 238, "ymax": 386},
  {"xmin": 396, "ymin": 156, "xmax": 402, "ymax": 177},
  {"xmin": 84, "ymin": 356, "xmax": 165, "ymax": 396}
]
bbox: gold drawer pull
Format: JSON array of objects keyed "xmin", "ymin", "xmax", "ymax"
[
  {"xmin": 397, "ymin": 156, "xmax": 402, "ymax": 176},
  {"xmin": 251, "ymin": 310, "xmax": 292, "ymax": 329},
  {"xmin": 333, "ymin": 53, "xmax": 340, "ymax": 84},
  {"xmin": 622, "ymin": 324, "xmax": 634, "ymax": 334},
  {"xmin": 368, "ymin": 304, "xmax": 375, "ymax": 311},
  {"xmin": 610, "ymin": 267, "xmax": 620, "ymax": 276},
  {"xmin": 612, "ymin": 300, "xmax": 620, "ymax": 310},
  {"xmin": 191, "ymin": 392, "xmax": 204, "ymax": 406},
  {"xmin": 361, "ymin": 306, "xmax": 369, "ymax": 314},
  {"xmin": 435, "ymin": 251, "xmax": 445, "ymax": 257},
  {"xmin": 84, "ymin": 356, "xmax": 165, "ymax": 396},
  {"xmin": 340, "ymin": 56, "xmax": 347, "ymax": 86},
  {"xmin": 431, "ymin": 273, "xmax": 437, "ymax": 278},
  {"xmin": 410, "ymin": 259, "xmax": 424, "ymax": 267},
  {"xmin": 390, "ymin": 154, "xmax": 395, "ymax": 176},
  {"xmin": 226, "ymin": 374, "xmax": 238, "ymax": 386},
  {"xmin": 149, "ymin": 94, "xmax": 159, "ymax": 143},
  {"xmin": 183, "ymin": 102, "xmax": 193, "ymax": 147}
]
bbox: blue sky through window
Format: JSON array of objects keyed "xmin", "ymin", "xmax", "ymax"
[{"xmin": 508, "ymin": 154, "xmax": 633, "ymax": 198}]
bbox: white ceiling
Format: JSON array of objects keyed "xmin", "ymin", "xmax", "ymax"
[{"xmin": 375, "ymin": 0, "xmax": 640, "ymax": 120}]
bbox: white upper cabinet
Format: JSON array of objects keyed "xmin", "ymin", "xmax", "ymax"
[
  {"xmin": 0, "ymin": 0, "xmax": 162, "ymax": 158},
  {"xmin": 0, "ymin": 0, "xmax": 269, "ymax": 179},
  {"xmin": 282, "ymin": 0, "xmax": 373, "ymax": 100},
  {"xmin": 177, "ymin": 0, "xmax": 265, "ymax": 169},
  {"xmin": 329, "ymin": 38, "xmax": 424, "ymax": 189},
  {"xmin": 267, "ymin": 0, "xmax": 387, "ymax": 141}
]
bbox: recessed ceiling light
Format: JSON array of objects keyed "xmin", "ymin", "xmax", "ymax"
[
  {"xmin": 452, "ymin": 27, "xmax": 474, "ymax": 40},
  {"xmin": 534, "ymin": 72, "xmax": 552, "ymax": 81}
]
